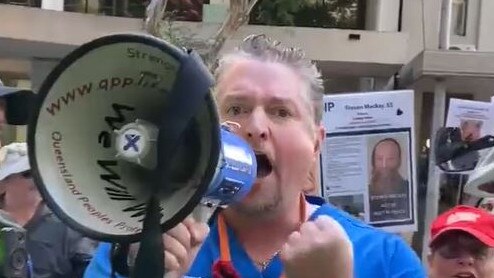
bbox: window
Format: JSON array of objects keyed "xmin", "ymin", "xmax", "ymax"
[
  {"xmin": 61, "ymin": 0, "xmax": 208, "ymax": 20},
  {"xmin": 452, "ymin": 0, "xmax": 468, "ymax": 36},
  {"xmin": 250, "ymin": 0, "xmax": 366, "ymax": 30},
  {"xmin": 0, "ymin": 0, "xmax": 41, "ymax": 7}
]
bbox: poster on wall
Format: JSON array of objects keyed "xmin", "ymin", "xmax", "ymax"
[
  {"xmin": 320, "ymin": 90, "xmax": 417, "ymax": 233},
  {"xmin": 446, "ymin": 99, "xmax": 494, "ymax": 201},
  {"xmin": 446, "ymin": 98, "xmax": 494, "ymax": 141},
  {"xmin": 444, "ymin": 98, "xmax": 494, "ymax": 176}
]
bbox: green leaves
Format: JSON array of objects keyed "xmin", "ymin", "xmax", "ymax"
[
  {"xmin": 251, "ymin": 0, "xmax": 302, "ymax": 25},
  {"xmin": 250, "ymin": 0, "xmax": 364, "ymax": 29}
]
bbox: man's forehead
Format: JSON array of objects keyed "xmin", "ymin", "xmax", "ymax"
[
  {"xmin": 217, "ymin": 59, "xmax": 304, "ymax": 92},
  {"xmin": 219, "ymin": 93, "xmax": 296, "ymax": 104},
  {"xmin": 461, "ymin": 119, "xmax": 482, "ymax": 128},
  {"xmin": 375, "ymin": 140, "xmax": 400, "ymax": 152}
]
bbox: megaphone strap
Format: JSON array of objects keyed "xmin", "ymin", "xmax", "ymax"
[
  {"xmin": 132, "ymin": 197, "xmax": 165, "ymax": 278},
  {"xmin": 156, "ymin": 50, "xmax": 214, "ymax": 184},
  {"xmin": 218, "ymin": 213, "xmax": 231, "ymax": 262}
]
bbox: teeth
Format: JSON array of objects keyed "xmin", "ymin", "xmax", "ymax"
[{"xmin": 455, "ymin": 274, "xmax": 474, "ymax": 278}]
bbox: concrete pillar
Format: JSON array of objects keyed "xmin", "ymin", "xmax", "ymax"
[
  {"xmin": 358, "ymin": 77, "xmax": 375, "ymax": 91},
  {"xmin": 366, "ymin": 0, "xmax": 400, "ymax": 32},
  {"xmin": 439, "ymin": 0, "xmax": 452, "ymax": 49},
  {"xmin": 421, "ymin": 80, "xmax": 446, "ymax": 266},
  {"xmin": 30, "ymin": 58, "xmax": 60, "ymax": 93}
]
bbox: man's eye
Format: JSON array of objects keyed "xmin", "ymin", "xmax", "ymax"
[
  {"xmin": 474, "ymin": 249, "xmax": 492, "ymax": 260},
  {"xmin": 226, "ymin": 106, "xmax": 242, "ymax": 115},
  {"xmin": 275, "ymin": 108, "xmax": 292, "ymax": 118}
]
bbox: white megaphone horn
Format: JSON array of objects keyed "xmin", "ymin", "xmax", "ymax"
[{"xmin": 27, "ymin": 33, "xmax": 257, "ymax": 278}]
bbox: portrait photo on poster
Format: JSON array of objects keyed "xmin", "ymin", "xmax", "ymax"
[
  {"xmin": 459, "ymin": 118, "xmax": 483, "ymax": 142},
  {"xmin": 366, "ymin": 131, "xmax": 414, "ymax": 226},
  {"xmin": 446, "ymin": 98, "xmax": 494, "ymax": 141}
]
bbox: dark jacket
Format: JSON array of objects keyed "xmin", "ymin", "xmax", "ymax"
[{"xmin": 24, "ymin": 204, "xmax": 96, "ymax": 278}]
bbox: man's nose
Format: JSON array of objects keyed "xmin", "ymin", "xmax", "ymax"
[
  {"xmin": 456, "ymin": 254, "xmax": 475, "ymax": 267},
  {"xmin": 243, "ymin": 109, "xmax": 269, "ymax": 142}
]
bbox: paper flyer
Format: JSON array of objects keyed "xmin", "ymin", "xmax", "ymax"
[
  {"xmin": 446, "ymin": 98, "xmax": 494, "ymax": 141},
  {"xmin": 320, "ymin": 90, "xmax": 417, "ymax": 233}
]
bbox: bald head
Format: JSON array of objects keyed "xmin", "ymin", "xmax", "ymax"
[{"xmin": 372, "ymin": 139, "xmax": 402, "ymax": 175}]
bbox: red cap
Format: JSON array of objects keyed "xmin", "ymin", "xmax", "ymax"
[{"xmin": 430, "ymin": 205, "xmax": 494, "ymax": 247}]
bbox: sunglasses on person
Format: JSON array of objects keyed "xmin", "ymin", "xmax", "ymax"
[
  {"xmin": 20, "ymin": 171, "xmax": 31, "ymax": 178},
  {"xmin": 434, "ymin": 233, "xmax": 494, "ymax": 261},
  {"xmin": 437, "ymin": 245, "xmax": 493, "ymax": 262}
]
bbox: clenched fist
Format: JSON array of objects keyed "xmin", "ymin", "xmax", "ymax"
[
  {"xmin": 280, "ymin": 215, "xmax": 353, "ymax": 278},
  {"xmin": 163, "ymin": 215, "xmax": 210, "ymax": 276}
]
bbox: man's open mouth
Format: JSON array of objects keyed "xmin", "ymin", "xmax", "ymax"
[
  {"xmin": 255, "ymin": 153, "xmax": 273, "ymax": 178},
  {"xmin": 454, "ymin": 272, "xmax": 476, "ymax": 278}
]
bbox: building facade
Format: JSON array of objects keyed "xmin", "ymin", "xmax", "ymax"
[{"xmin": 1, "ymin": 0, "xmax": 493, "ymax": 264}]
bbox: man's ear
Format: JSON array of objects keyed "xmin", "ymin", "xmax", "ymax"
[
  {"xmin": 314, "ymin": 124, "xmax": 325, "ymax": 155},
  {"xmin": 427, "ymin": 252, "xmax": 434, "ymax": 267},
  {"xmin": 0, "ymin": 183, "xmax": 7, "ymax": 195}
]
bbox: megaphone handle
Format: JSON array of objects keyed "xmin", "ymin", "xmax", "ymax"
[{"xmin": 132, "ymin": 196, "xmax": 165, "ymax": 278}]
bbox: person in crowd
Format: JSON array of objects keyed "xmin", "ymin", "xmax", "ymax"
[
  {"xmin": 427, "ymin": 205, "xmax": 494, "ymax": 278},
  {"xmin": 0, "ymin": 142, "xmax": 96, "ymax": 277},
  {"xmin": 84, "ymin": 34, "xmax": 425, "ymax": 278}
]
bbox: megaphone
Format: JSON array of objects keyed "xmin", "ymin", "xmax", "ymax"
[{"xmin": 27, "ymin": 33, "xmax": 257, "ymax": 276}]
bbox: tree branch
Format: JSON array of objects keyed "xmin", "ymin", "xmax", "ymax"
[
  {"xmin": 145, "ymin": 0, "xmax": 261, "ymax": 68},
  {"xmin": 145, "ymin": 0, "xmax": 169, "ymax": 36},
  {"xmin": 206, "ymin": 0, "xmax": 260, "ymax": 66}
]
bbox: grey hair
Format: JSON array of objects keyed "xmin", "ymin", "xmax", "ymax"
[{"xmin": 213, "ymin": 34, "xmax": 324, "ymax": 124}]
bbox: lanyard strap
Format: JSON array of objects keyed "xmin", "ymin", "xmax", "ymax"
[
  {"xmin": 218, "ymin": 213, "xmax": 232, "ymax": 262},
  {"xmin": 216, "ymin": 194, "xmax": 307, "ymax": 277}
]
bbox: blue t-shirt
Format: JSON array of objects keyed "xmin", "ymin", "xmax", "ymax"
[{"xmin": 84, "ymin": 203, "xmax": 426, "ymax": 278}]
